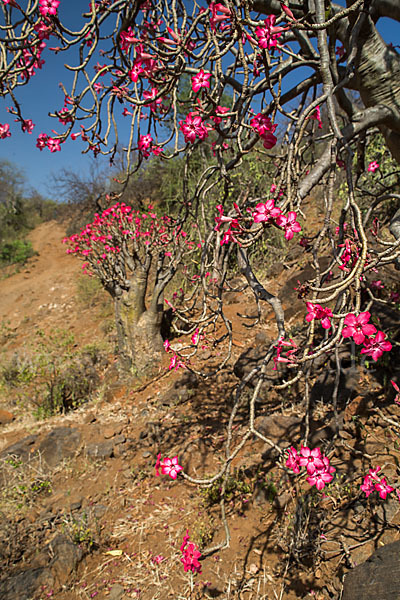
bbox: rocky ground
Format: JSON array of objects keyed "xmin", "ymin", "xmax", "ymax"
[{"xmin": 0, "ymin": 220, "xmax": 400, "ymax": 600}]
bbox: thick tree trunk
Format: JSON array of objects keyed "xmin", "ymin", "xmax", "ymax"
[{"xmin": 113, "ymin": 270, "xmax": 165, "ymax": 374}]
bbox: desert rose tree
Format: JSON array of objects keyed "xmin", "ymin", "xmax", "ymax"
[
  {"xmin": 1, "ymin": 0, "xmax": 400, "ymax": 560},
  {"xmin": 63, "ymin": 202, "xmax": 196, "ymax": 372}
]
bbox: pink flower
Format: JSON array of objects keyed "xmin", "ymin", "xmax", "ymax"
[
  {"xmin": 21, "ymin": 119, "xmax": 35, "ymax": 133},
  {"xmin": 367, "ymin": 161, "xmax": 379, "ymax": 173},
  {"xmin": 342, "ymin": 312, "xmax": 376, "ymax": 345},
  {"xmin": 361, "ymin": 475, "xmax": 375, "ymax": 497},
  {"xmin": 38, "ymin": 131, "xmax": 52, "ymax": 149},
  {"xmin": 253, "ymin": 199, "xmax": 281, "ymax": 223},
  {"xmin": 151, "ymin": 554, "xmax": 165, "ymax": 565},
  {"xmin": 361, "ymin": 331, "xmax": 392, "ymax": 361},
  {"xmin": 298, "ymin": 446, "xmax": 324, "ymax": 475},
  {"xmin": 375, "ymin": 477, "xmax": 394, "ymax": 500},
  {"xmin": 129, "ymin": 61, "xmax": 144, "ymax": 82},
  {"xmin": 159, "ymin": 456, "xmax": 183, "ymax": 480},
  {"xmin": 138, "ymin": 133, "xmax": 153, "ymax": 158},
  {"xmin": 191, "ymin": 70, "xmax": 212, "ymax": 93},
  {"xmin": 0, "ymin": 123, "xmax": 11, "ymax": 139},
  {"xmin": 180, "ymin": 530, "xmax": 202, "ymax": 574},
  {"xmin": 285, "ymin": 446, "xmax": 301, "ymax": 474},
  {"xmin": 370, "ymin": 280, "xmax": 384, "ymax": 290},
  {"xmin": 369, "ymin": 465, "xmax": 381, "ymax": 481},
  {"xmin": 163, "ymin": 339, "xmax": 171, "ymax": 352},
  {"xmin": 119, "ymin": 27, "xmax": 139, "ymax": 51},
  {"xmin": 308, "ymin": 105, "xmax": 322, "ymax": 129},
  {"xmin": 307, "ymin": 469, "xmax": 334, "ymax": 491},
  {"xmin": 305, "ymin": 303, "xmax": 333, "ymax": 330},
  {"xmin": 209, "ymin": 2, "xmax": 231, "ymax": 31},
  {"xmin": 46, "ymin": 137, "xmax": 61, "ymax": 152},
  {"xmin": 255, "ymin": 15, "xmax": 282, "ymax": 50},
  {"xmin": 39, "ymin": 0, "xmax": 59, "ymax": 17},
  {"xmin": 168, "ymin": 354, "xmax": 185, "ymax": 370},
  {"xmin": 276, "ymin": 211, "xmax": 302, "ymax": 240},
  {"xmin": 179, "ymin": 112, "xmax": 209, "ymax": 144}
]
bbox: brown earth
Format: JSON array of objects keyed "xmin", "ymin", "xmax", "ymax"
[{"xmin": 0, "ymin": 220, "xmax": 400, "ymax": 600}]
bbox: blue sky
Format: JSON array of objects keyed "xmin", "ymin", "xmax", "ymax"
[{"xmin": 0, "ymin": 3, "xmax": 398, "ymax": 200}]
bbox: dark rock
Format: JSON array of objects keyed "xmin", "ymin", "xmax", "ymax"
[
  {"xmin": 0, "ymin": 534, "xmax": 82, "ymax": 600},
  {"xmin": 39, "ymin": 427, "xmax": 81, "ymax": 468},
  {"xmin": 85, "ymin": 440, "xmax": 113, "ymax": 459},
  {"xmin": 233, "ymin": 341, "xmax": 290, "ymax": 393},
  {"xmin": 113, "ymin": 434, "xmax": 126, "ymax": 445},
  {"xmin": 342, "ymin": 540, "xmax": 400, "ymax": 600},
  {"xmin": 173, "ymin": 371, "xmax": 198, "ymax": 390},
  {"xmin": 161, "ymin": 386, "xmax": 194, "ymax": 406},
  {"xmin": 0, "ymin": 566, "xmax": 54, "ymax": 600},
  {"xmin": 48, "ymin": 534, "xmax": 83, "ymax": 586},
  {"xmin": 255, "ymin": 414, "xmax": 302, "ymax": 444},
  {"xmin": 311, "ymin": 367, "xmax": 359, "ymax": 405},
  {"xmin": 0, "ymin": 434, "xmax": 38, "ymax": 462}
]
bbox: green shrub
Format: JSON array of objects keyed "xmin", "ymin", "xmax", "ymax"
[{"xmin": 0, "ymin": 239, "xmax": 35, "ymax": 266}]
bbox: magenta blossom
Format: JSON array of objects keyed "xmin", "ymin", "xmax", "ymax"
[
  {"xmin": 0, "ymin": 123, "xmax": 11, "ymax": 139},
  {"xmin": 276, "ymin": 211, "xmax": 301, "ymax": 240},
  {"xmin": 375, "ymin": 477, "xmax": 394, "ymax": 500},
  {"xmin": 191, "ymin": 70, "xmax": 212, "ymax": 93},
  {"xmin": 253, "ymin": 199, "xmax": 281, "ymax": 223},
  {"xmin": 179, "ymin": 112, "xmax": 209, "ymax": 144},
  {"xmin": 39, "ymin": 0, "xmax": 59, "ymax": 17},
  {"xmin": 360, "ymin": 475, "xmax": 375, "ymax": 497},
  {"xmin": 306, "ymin": 302, "xmax": 333, "ymax": 330},
  {"xmin": 157, "ymin": 456, "xmax": 183, "ymax": 480},
  {"xmin": 342, "ymin": 312, "xmax": 376, "ymax": 345},
  {"xmin": 285, "ymin": 446, "xmax": 301, "ymax": 474},
  {"xmin": 306, "ymin": 469, "xmax": 334, "ymax": 491},
  {"xmin": 367, "ymin": 160, "xmax": 379, "ymax": 173},
  {"xmin": 361, "ymin": 331, "xmax": 392, "ymax": 361},
  {"xmin": 299, "ymin": 446, "xmax": 324, "ymax": 475},
  {"xmin": 255, "ymin": 15, "xmax": 283, "ymax": 50},
  {"xmin": 180, "ymin": 530, "xmax": 202, "ymax": 574}
]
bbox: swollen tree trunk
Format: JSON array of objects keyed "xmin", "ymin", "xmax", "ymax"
[{"xmin": 113, "ymin": 268, "xmax": 164, "ymax": 374}]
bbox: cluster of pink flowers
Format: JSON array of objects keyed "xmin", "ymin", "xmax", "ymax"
[
  {"xmin": 338, "ymin": 238, "xmax": 360, "ymax": 272},
  {"xmin": 36, "ymin": 132, "xmax": 61, "ymax": 152},
  {"xmin": 209, "ymin": 2, "xmax": 231, "ymax": 31},
  {"xmin": 255, "ymin": 15, "xmax": 283, "ymax": 50},
  {"xmin": 250, "ymin": 113, "xmax": 277, "ymax": 149},
  {"xmin": 273, "ymin": 337, "xmax": 298, "ymax": 370},
  {"xmin": 214, "ymin": 200, "xmax": 301, "ymax": 246},
  {"xmin": 254, "ymin": 202, "xmax": 301, "ymax": 240},
  {"xmin": 180, "ymin": 530, "xmax": 202, "ymax": 574},
  {"xmin": 306, "ymin": 302, "xmax": 333, "ymax": 330},
  {"xmin": 63, "ymin": 203, "xmax": 192, "ymax": 275},
  {"xmin": 342, "ymin": 311, "xmax": 392, "ymax": 361},
  {"xmin": 155, "ymin": 454, "xmax": 183, "ymax": 480},
  {"xmin": 360, "ymin": 466, "xmax": 395, "ymax": 500},
  {"xmin": 163, "ymin": 340, "xmax": 186, "ymax": 371},
  {"xmin": 18, "ymin": 40, "xmax": 46, "ymax": 80},
  {"xmin": 137, "ymin": 133, "xmax": 163, "ymax": 158},
  {"xmin": 179, "ymin": 112, "xmax": 209, "ymax": 144},
  {"xmin": 286, "ymin": 446, "xmax": 335, "ymax": 490}
]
